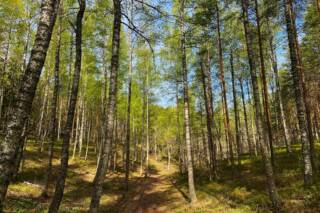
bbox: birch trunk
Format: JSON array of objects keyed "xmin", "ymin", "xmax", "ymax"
[
  {"xmin": 89, "ymin": 1, "xmax": 121, "ymax": 211},
  {"xmin": 42, "ymin": 12, "xmax": 62, "ymax": 197},
  {"xmin": 49, "ymin": 1, "xmax": 85, "ymax": 211},
  {"xmin": 0, "ymin": 0, "xmax": 60, "ymax": 209},
  {"xmin": 179, "ymin": 0, "xmax": 197, "ymax": 203}
]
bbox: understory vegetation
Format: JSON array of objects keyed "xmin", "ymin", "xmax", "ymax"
[{"xmin": 3, "ymin": 142, "xmax": 320, "ymax": 212}]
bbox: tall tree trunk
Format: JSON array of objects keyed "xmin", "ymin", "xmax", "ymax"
[
  {"xmin": 179, "ymin": 0, "xmax": 197, "ymax": 203},
  {"xmin": 254, "ymin": 0, "xmax": 275, "ymax": 165},
  {"xmin": 125, "ymin": 13, "xmax": 133, "ymax": 190},
  {"xmin": 42, "ymin": 12, "xmax": 62, "ymax": 197},
  {"xmin": 268, "ymin": 22, "xmax": 291, "ymax": 153},
  {"xmin": 199, "ymin": 48, "xmax": 217, "ymax": 179},
  {"xmin": 72, "ymin": 106, "xmax": 80, "ymax": 159},
  {"xmin": 175, "ymin": 80, "xmax": 183, "ymax": 174},
  {"xmin": 241, "ymin": 0, "xmax": 281, "ymax": 210},
  {"xmin": 145, "ymin": 63, "xmax": 150, "ymax": 178},
  {"xmin": 37, "ymin": 82, "xmax": 49, "ymax": 151},
  {"xmin": 246, "ymin": 80, "xmax": 258, "ymax": 155},
  {"xmin": 48, "ymin": 1, "xmax": 85, "ymax": 212},
  {"xmin": 85, "ymin": 120, "xmax": 91, "ymax": 160},
  {"xmin": 67, "ymin": 33, "xmax": 74, "ymax": 109},
  {"xmin": 79, "ymin": 98, "xmax": 86, "ymax": 157},
  {"xmin": 0, "ymin": 26, "xmax": 12, "ymax": 126},
  {"xmin": 283, "ymin": 0, "xmax": 313, "ymax": 185},
  {"xmin": 57, "ymin": 100, "xmax": 62, "ymax": 141},
  {"xmin": 239, "ymin": 77, "xmax": 254, "ymax": 157},
  {"xmin": 230, "ymin": 51, "xmax": 241, "ymax": 166},
  {"xmin": 89, "ymin": 0, "xmax": 121, "ymax": 211},
  {"xmin": 199, "ymin": 102, "xmax": 209, "ymax": 168},
  {"xmin": 140, "ymin": 95, "xmax": 146, "ymax": 176},
  {"xmin": 215, "ymin": 2, "xmax": 235, "ymax": 173},
  {"xmin": 0, "ymin": 0, "xmax": 60, "ymax": 209}
]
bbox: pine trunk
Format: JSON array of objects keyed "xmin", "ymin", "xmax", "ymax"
[
  {"xmin": 254, "ymin": 0, "xmax": 275, "ymax": 165},
  {"xmin": 268, "ymin": 25, "xmax": 291, "ymax": 153},
  {"xmin": 199, "ymin": 48, "xmax": 217, "ymax": 179},
  {"xmin": 230, "ymin": 51, "xmax": 241, "ymax": 166},
  {"xmin": 241, "ymin": 0, "xmax": 281, "ymax": 210},
  {"xmin": 239, "ymin": 77, "xmax": 254, "ymax": 156},
  {"xmin": 283, "ymin": 0, "xmax": 313, "ymax": 185},
  {"xmin": 216, "ymin": 2, "xmax": 235, "ymax": 173}
]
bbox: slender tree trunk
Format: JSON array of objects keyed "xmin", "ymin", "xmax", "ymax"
[
  {"xmin": 241, "ymin": 0, "xmax": 281, "ymax": 210},
  {"xmin": 48, "ymin": 1, "xmax": 85, "ymax": 212},
  {"xmin": 133, "ymin": 121, "xmax": 138, "ymax": 162},
  {"xmin": 254, "ymin": 0, "xmax": 275, "ymax": 165},
  {"xmin": 283, "ymin": 0, "xmax": 313, "ymax": 185},
  {"xmin": 268, "ymin": 23, "xmax": 291, "ymax": 153},
  {"xmin": 0, "ymin": 0, "xmax": 60, "ymax": 209},
  {"xmin": 199, "ymin": 48, "xmax": 217, "ymax": 179},
  {"xmin": 85, "ymin": 120, "xmax": 91, "ymax": 160},
  {"xmin": 215, "ymin": 2, "xmax": 235, "ymax": 173},
  {"xmin": 239, "ymin": 77, "xmax": 254, "ymax": 157},
  {"xmin": 57, "ymin": 100, "xmax": 62, "ymax": 141},
  {"xmin": 125, "ymin": 13, "xmax": 133, "ymax": 190},
  {"xmin": 145, "ymin": 64, "xmax": 150, "ymax": 178},
  {"xmin": 140, "ymin": 87, "xmax": 146, "ymax": 176},
  {"xmin": 79, "ymin": 99, "xmax": 85, "ymax": 157},
  {"xmin": 230, "ymin": 51, "xmax": 241, "ymax": 166},
  {"xmin": 42, "ymin": 12, "xmax": 62, "ymax": 197},
  {"xmin": 175, "ymin": 80, "xmax": 183, "ymax": 174},
  {"xmin": 246, "ymin": 80, "xmax": 258, "ymax": 155},
  {"xmin": 89, "ymin": 1, "xmax": 121, "ymax": 211},
  {"xmin": 199, "ymin": 103, "xmax": 210, "ymax": 169},
  {"xmin": 67, "ymin": 33, "xmax": 74, "ymax": 109},
  {"xmin": 167, "ymin": 143, "xmax": 171, "ymax": 170},
  {"xmin": 179, "ymin": 0, "xmax": 197, "ymax": 203},
  {"xmin": 37, "ymin": 82, "xmax": 49, "ymax": 151},
  {"xmin": 0, "ymin": 26, "xmax": 12, "ymax": 126},
  {"xmin": 72, "ymin": 106, "xmax": 80, "ymax": 159}
]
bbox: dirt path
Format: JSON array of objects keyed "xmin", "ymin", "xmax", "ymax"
[{"xmin": 117, "ymin": 158, "xmax": 188, "ymax": 213}]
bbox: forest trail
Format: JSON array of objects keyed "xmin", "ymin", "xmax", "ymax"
[{"xmin": 116, "ymin": 158, "xmax": 188, "ymax": 213}]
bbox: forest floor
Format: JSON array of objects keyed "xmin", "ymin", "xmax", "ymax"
[{"xmin": 3, "ymin": 141, "xmax": 320, "ymax": 212}]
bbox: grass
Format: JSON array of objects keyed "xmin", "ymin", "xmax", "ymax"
[
  {"xmin": 172, "ymin": 143, "xmax": 320, "ymax": 212},
  {"xmin": 3, "ymin": 141, "xmax": 320, "ymax": 212}
]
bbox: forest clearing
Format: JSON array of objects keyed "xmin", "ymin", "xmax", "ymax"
[{"xmin": 0, "ymin": 0, "xmax": 320, "ymax": 212}]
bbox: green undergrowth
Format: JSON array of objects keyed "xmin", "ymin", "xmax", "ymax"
[
  {"xmin": 172, "ymin": 144, "xmax": 320, "ymax": 212},
  {"xmin": 3, "ymin": 141, "xmax": 320, "ymax": 212}
]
